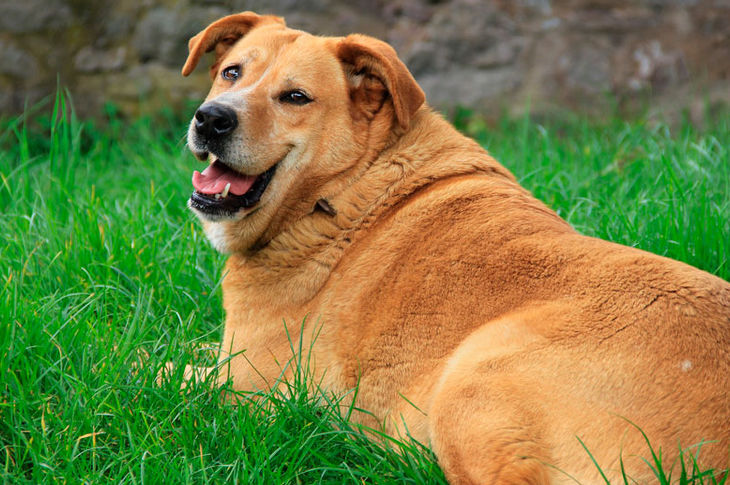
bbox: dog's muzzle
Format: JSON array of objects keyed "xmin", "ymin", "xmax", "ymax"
[{"xmin": 188, "ymin": 102, "xmax": 277, "ymax": 219}]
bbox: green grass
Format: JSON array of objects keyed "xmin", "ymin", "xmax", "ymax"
[{"xmin": 1, "ymin": 93, "xmax": 728, "ymax": 483}]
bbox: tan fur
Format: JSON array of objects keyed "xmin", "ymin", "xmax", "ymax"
[{"xmin": 179, "ymin": 12, "xmax": 730, "ymax": 484}]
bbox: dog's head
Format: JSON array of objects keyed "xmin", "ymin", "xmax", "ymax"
[{"xmin": 182, "ymin": 12, "xmax": 425, "ymax": 253}]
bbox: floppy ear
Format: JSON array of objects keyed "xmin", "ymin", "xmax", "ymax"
[
  {"xmin": 336, "ymin": 34, "xmax": 425, "ymax": 130},
  {"xmin": 182, "ymin": 12, "xmax": 285, "ymax": 77}
]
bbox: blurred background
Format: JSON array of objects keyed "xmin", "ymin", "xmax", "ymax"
[{"xmin": 1, "ymin": 0, "xmax": 728, "ymax": 121}]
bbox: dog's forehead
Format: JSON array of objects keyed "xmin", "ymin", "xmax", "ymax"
[
  {"xmin": 225, "ymin": 26, "xmax": 322, "ymax": 64},
  {"xmin": 219, "ymin": 28, "xmax": 340, "ymax": 87}
]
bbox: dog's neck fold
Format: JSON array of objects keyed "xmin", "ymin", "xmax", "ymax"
[{"xmin": 227, "ymin": 108, "xmax": 518, "ymax": 305}]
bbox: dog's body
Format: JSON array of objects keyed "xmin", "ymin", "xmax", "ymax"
[{"xmin": 179, "ymin": 12, "xmax": 730, "ymax": 483}]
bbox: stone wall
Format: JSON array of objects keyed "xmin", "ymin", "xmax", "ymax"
[{"xmin": 1, "ymin": 0, "xmax": 728, "ymax": 120}]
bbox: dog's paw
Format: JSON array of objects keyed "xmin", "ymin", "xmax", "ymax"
[
  {"xmin": 156, "ymin": 362, "xmax": 215, "ymax": 389},
  {"xmin": 123, "ymin": 347, "xmax": 150, "ymax": 381},
  {"xmin": 155, "ymin": 361, "xmax": 176, "ymax": 387}
]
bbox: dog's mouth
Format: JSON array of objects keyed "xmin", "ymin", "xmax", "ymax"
[{"xmin": 190, "ymin": 159, "xmax": 277, "ymax": 217}]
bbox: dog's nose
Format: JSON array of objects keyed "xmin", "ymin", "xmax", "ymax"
[{"xmin": 194, "ymin": 103, "xmax": 238, "ymax": 139}]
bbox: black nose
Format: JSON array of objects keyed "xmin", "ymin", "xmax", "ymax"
[{"xmin": 194, "ymin": 103, "xmax": 238, "ymax": 139}]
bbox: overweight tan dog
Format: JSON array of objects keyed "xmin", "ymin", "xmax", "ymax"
[{"xmin": 177, "ymin": 11, "xmax": 730, "ymax": 484}]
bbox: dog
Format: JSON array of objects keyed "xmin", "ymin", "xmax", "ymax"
[{"xmin": 177, "ymin": 11, "xmax": 730, "ymax": 484}]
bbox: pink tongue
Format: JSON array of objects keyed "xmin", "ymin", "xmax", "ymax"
[{"xmin": 192, "ymin": 161, "xmax": 257, "ymax": 196}]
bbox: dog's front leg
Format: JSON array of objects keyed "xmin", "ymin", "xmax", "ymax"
[{"xmin": 156, "ymin": 342, "xmax": 221, "ymax": 389}]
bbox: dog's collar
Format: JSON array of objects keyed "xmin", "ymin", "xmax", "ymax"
[{"xmin": 314, "ymin": 198, "xmax": 337, "ymax": 217}]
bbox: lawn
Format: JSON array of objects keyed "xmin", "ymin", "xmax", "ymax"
[{"xmin": 1, "ymin": 94, "xmax": 728, "ymax": 483}]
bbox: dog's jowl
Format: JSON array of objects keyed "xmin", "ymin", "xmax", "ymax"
[{"xmin": 177, "ymin": 11, "xmax": 730, "ymax": 484}]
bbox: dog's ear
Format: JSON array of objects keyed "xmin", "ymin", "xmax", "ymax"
[
  {"xmin": 182, "ymin": 12, "xmax": 285, "ymax": 77},
  {"xmin": 336, "ymin": 34, "xmax": 425, "ymax": 130}
]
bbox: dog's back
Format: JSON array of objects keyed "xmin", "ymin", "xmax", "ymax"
[{"xmin": 307, "ymin": 110, "xmax": 730, "ymax": 483}]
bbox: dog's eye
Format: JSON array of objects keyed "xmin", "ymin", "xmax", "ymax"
[
  {"xmin": 279, "ymin": 90, "xmax": 312, "ymax": 105},
  {"xmin": 221, "ymin": 66, "xmax": 240, "ymax": 81}
]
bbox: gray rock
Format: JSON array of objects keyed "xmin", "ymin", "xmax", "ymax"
[
  {"xmin": 133, "ymin": 5, "xmax": 228, "ymax": 67},
  {"xmin": 0, "ymin": 0, "xmax": 73, "ymax": 33},
  {"xmin": 402, "ymin": 0, "xmax": 520, "ymax": 76},
  {"xmin": 627, "ymin": 41, "xmax": 688, "ymax": 91},
  {"xmin": 0, "ymin": 0, "xmax": 728, "ymax": 119},
  {"xmin": 560, "ymin": 38, "xmax": 613, "ymax": 95},
  {"xmin": 0, "ymin": 40, "xmax": 39, "ymax": 78},
  {"xmin": 74, "ymin": 46, "xmax": 127, "ymax": 73},
  {"xmin": 419, "ymin": 66, "xmax": 523, "ymax": 109}
]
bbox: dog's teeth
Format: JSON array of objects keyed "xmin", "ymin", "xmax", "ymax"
[
  {"xmin": 215, "ymin": 193, "xmax": 221, "ymax": 199},
  {"xmin": 222, "ymin": 183, "xmax": 231, "ymax": 198}
]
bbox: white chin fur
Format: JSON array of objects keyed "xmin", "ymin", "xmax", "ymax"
[{"xmin": 203, "ymin": 222, "xmax": 230, "ymax": 254}]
